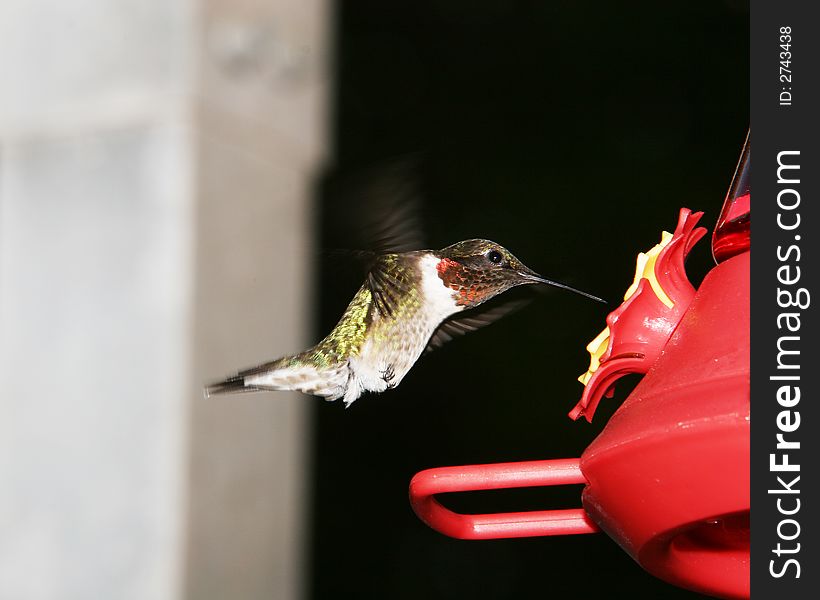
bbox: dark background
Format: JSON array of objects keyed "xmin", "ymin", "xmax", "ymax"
[{"xmin": 310, "ymin": 1, "xmax": 748, "ymax": 598}]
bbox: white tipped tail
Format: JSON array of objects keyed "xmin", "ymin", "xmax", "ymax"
[{"xmin": 205, "ymin": 359, "xmax": 349, "ymax": 400}]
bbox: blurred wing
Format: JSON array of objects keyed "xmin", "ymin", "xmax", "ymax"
[
  {"xmin": 357, "ymin": 155, "xmax": 426, "ymax": 254},
  {"xmin": 425, "ymin": 297, "xmax": 532, "ymax": 353},
  {"xmin": 325, "ymin": 155, "xmax": 427, "ymax": 258}
]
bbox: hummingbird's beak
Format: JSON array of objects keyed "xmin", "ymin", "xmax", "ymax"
[{"xmin": 518, "ymin": 269, "xmax": 607, "ymax": 304}]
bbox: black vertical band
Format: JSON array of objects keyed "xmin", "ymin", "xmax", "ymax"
[{"xmin": 751, "ymin": 2, "xmax": 820, "ymax": 597}]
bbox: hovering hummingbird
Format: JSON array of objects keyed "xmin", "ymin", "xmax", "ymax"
[{"xmin": 206, "ymin": 238, "xmax": 604, "ymax": 406}]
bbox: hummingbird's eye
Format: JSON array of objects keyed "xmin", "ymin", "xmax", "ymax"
[{"xmin": 486, "ymin": 249, "xmax": 504, "ymax": 265}]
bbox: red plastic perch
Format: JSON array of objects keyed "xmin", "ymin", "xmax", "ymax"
[{"xmin": 409, "ymin": 458, "xmax": 599, "ymax": 540}]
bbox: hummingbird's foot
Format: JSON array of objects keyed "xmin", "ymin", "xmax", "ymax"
[{"xmin": 380, "ymin": 364, "xmax": 396, "ymax": 387}]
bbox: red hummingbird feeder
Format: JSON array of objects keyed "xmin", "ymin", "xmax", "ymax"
[{"xmin": 410, "ymin": 132, "xmax": 751, "ymax": 599}]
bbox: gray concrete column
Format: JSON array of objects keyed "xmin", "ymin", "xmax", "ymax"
[{"xmin": 0, "ymin": 1, "xmax": 327, "ymax": 599}]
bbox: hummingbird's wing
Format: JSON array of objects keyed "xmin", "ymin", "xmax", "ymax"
[
  {"xmin": 424, "ymin": 297, "xmax": 532, "ymax": 354},
  {"xmin": 365, "ymin": 254, "xmax": 415, "ymax": 319},
  {"xmin": 352, "ymin": 155, "xmax": 426, "ymax": 255},
  {"xmin": 324, "ymin": 155, "xmax": 427, "ymax": 263}
]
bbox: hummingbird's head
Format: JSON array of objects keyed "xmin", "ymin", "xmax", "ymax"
[{"xmin": 435, "ymin": 239, "xmax": 604, "ymax": 308}]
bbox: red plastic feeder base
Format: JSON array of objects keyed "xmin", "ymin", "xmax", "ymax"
[{"xmin": 580, "ymin": 251, "xmax": 749, "ymax": 599}]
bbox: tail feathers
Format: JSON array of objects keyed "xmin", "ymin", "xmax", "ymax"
[
  {"xmin": 204, "ymin": 358, "xmax": 289, "ymax": 397},
  {"xmin": 204, "ymin": 375, "xmax": 264, "ymax": 397},
  {"xmin": 204, "ymin": 358, "xmax": 348, "ymax": 399}
]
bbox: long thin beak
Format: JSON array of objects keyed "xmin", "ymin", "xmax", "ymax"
[{"xmin": 519, "ymin": 271, "xmax": 607, "ymax": 304}]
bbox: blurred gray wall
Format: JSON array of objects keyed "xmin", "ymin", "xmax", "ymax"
[{"xmin": 0, "ymin": 1, "xmax": 328, "ymax": 599}]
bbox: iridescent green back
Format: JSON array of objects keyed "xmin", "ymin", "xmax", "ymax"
[
  {"xmin": 293, "ymin": 253, "xmax": 424, "ymax": 368},
  {"xmin": 301, "ymin": 284, "xmax": 374, "ymax": 367}
]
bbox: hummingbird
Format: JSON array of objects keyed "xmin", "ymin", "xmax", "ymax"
[{"xmin": 206, "ymin": 238, "xmax": 604, "ymax": 406}]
